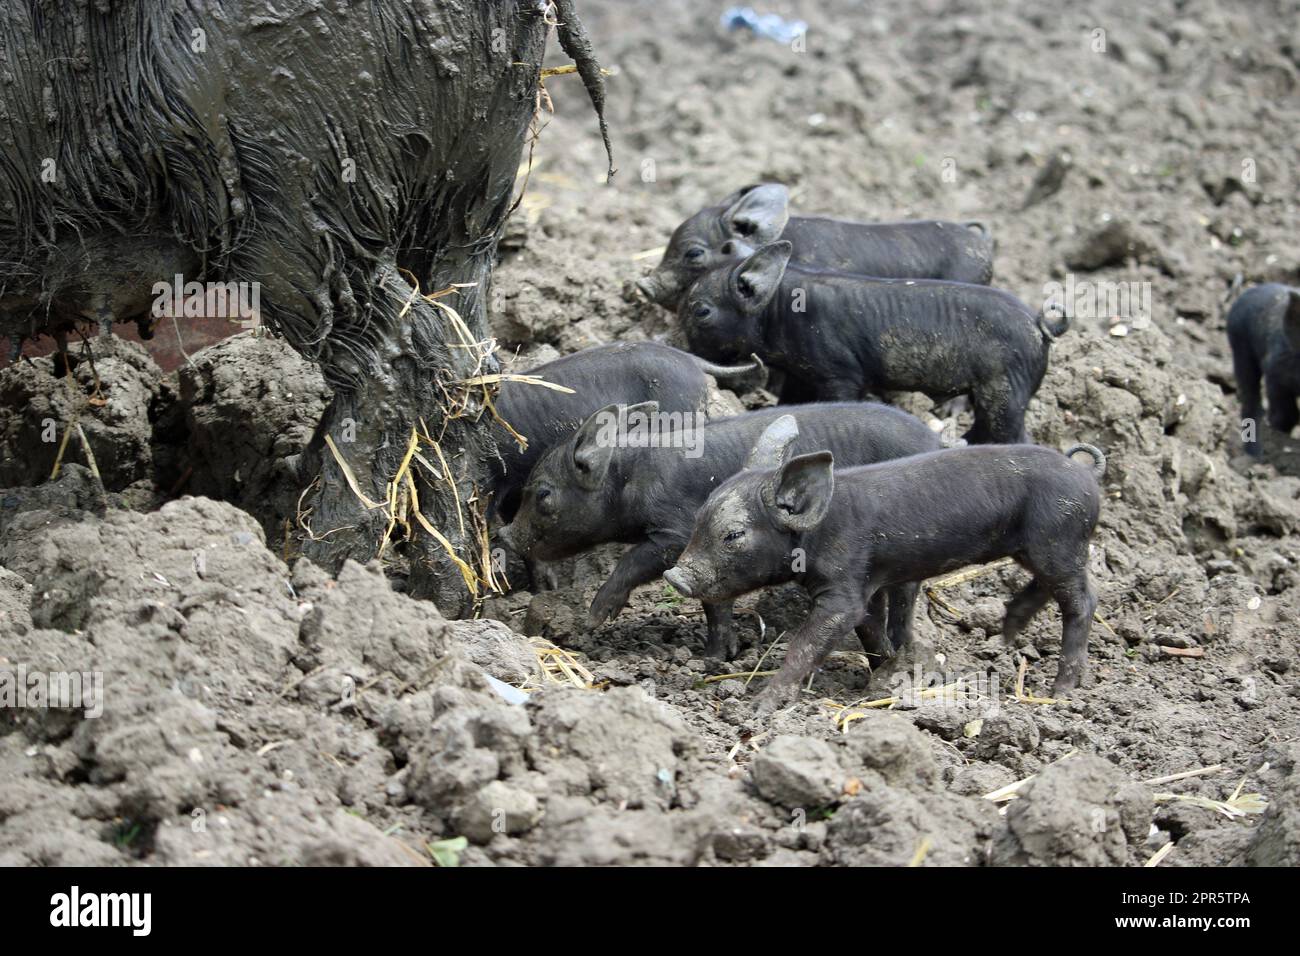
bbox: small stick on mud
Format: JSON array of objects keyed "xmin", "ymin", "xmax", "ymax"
[
  {"xmin": 1013, "ymin": 656, "xmax": 1058, "ymax": 705},
  {"xmin": 928, "ymin": 557, "xmax": 1016, "ymax": 591},
  {"xmin": 700, "ymin": 670, "xmax": 777, "ymax": 684},
  {"xmin": 908, "ymin": 837, "xmax": 933, "ymax": 867},
  {"xmin": 1153, "ymin": 587, "xmax": 1182, "ymax": 607},
  {"xmin": 745, "ymin": 624, "xmax": 781, "ymax": 688},
  {"xmin": 983, "ymin": 750, "xmax": 1080, "ymax": 803},
  {"xmin": 824, "ymin": 679, "xmax": 977, "ymax": 731},
  {"xmin": 171, "ymin": 314, "xmax": 195, "ymax": 368},
  {"xmin": 1144, "ymin": 765, "xmax": 1223, "ymax": 786},
  {"xmin": 278, "ymin": 666, "xmax": 327, "ymax": 699},
  {"xmin": 1093, "ymin": 611, "xmax": 1118, "ymax": 637},
  {"xmin": 395, "ymin": 660, "xmax": 456, "ymax": 699},
  {"xmin": 924, "ymin": 557, "xmax": 1016, "ymax": 617},
  {"xmin": 1144, "ymin": 843, "xmax": 1175, "ymax": 867},
  {"xmin": 74, "ymin": 422, "xmax": 109, "ymax": 511},
  {"xmin": 1158, "ymin": 646, "xmax": 1204, "ymax": 658},
  {"xmin": 48, "ymin": 418, "xmax": 76, "ymax": 481},
  {"xmin": 1152, "ymin": 789, "xmax": 1266, "ymax": 819}
]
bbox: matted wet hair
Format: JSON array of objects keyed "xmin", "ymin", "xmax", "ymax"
[{"xmin": 0, "ymin": 0, "xmax": 609, "ymax": 393}]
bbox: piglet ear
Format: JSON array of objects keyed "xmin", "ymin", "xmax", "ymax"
[
  {"xmin": 572, "ymin": 403, "xmax": 625, "ymax": 491},
  {"xmin": 762, "ymin": 451, "xmax": 834, "ymax": 533},
  {"xmin": 621, "ymin": 400, "xmax": 660, "ymax": 437},
  {"xmin": 1285, "ymin": 290, "xmax": 1300, "ymax": 352},
  {"xmin": 745, "ymin": 414, "xmax": 800, "ymax": 470},
  {"xmin": 718, "ymin": 238, "xmax": 756, "ymax": 261},
  {"xmin": 715, "ymin": 184, "xmax": 757, "ymax": 209},
  {"xmin": 722, "ymin": 183, "xmax": 790, "ymax": 244},
  {"xmin": 730, "ymin": 241, "xmax": 792, "ymax": 316}
]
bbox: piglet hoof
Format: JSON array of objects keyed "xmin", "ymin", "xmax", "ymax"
[
  {"xmin": 587, "ymin": 592, "xmax": 627, "ymax": 629},
  {"xmin": 751, "ymin": 681, "xmax": 797, "ymax": 717},
  {"xmin": 702, "ymin": 633, "xmax": 740, "ymax": 661},
  {"xmin": 1050, "ymin": 665, "xmax": 1085, "ymax": 698}
]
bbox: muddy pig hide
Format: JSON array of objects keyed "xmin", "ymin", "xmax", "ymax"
[{"xmin": 0, "ymin": 0, "xmax": 613, "ymax": 615}]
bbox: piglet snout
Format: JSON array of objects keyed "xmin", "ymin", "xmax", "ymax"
[{"xmin": 663, "ymin": 567, "xmax": 695, "ymax": 597}]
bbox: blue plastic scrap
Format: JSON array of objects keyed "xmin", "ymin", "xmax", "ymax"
[{"xmin": 720, "ymin": 7, "xmax": 808, "ymax": 44}]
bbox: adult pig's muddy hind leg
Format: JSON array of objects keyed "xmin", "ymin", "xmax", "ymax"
[
  {"xmin": 529, "ymin": 557, "xmax": 563, "ymax": 591},
  {"xmin": 299, "ymin": 274, "xmax": 497, "ymax": 618},
  {"xmin": 963, "ymin": 387, "xmax": 997, "ymax": 444}
]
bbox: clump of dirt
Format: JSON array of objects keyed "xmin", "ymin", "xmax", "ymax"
[
  {"xmin": 0, "ymin": 567, "xmax": 31, "ymax": 634},
  {"xmin": 0, "ymin": 331, "xmax": 331, "ymax": 552},
  {"xmin": 1165, "ymin": 742, "xmax": 1300, "ymax": 866},
  {"xmin": 991, "ymin": 754, "xmax": 1153, "ymax": 866},
  {"xmin": 0, "ymin": 337, "xmax": 162, "ymax": 492},
  {"xmin": 1241, "ymin": 743, "xmax": 1300, "ymax": 865},
  {"xmin": 162, "ymin": 331, "xmax": 332, "ymax": 546},
  {"xmin": 0, "ymin": 495, "xmax": 574, "ymax": 864}
]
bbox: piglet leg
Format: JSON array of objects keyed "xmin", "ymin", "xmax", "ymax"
[
  {"xmin": 885, "ymin": 582, "xmax": 919, "ymax": 650},
  {"xmin": 853, "ymin": 592, "xmax": 892, "ymax": 661},
  {"xmin": 1050, "ymin": 578, "xmax": 1097, "ymax": 695},
  {"xmin": 702, "ymin": 601, "xmax": 738, "ymax": 659},
  {"xmin": 755, "ymin": 594, "xmax": 863, "ymax": 714},
  {"xmin": 1265, "ymin": 379, "xmax": 1300, "ymax": 434},
  {"xmin": 589, "ymin": 538, "xmax": 674, "ymax": 627}
]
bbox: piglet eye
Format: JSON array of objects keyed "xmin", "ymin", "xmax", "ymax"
[
  {"xmin": 535, "ymin": 487, "xmax": 556, "ymax": 515},
  {"xmin": 685, "ymin": 248, "xmax": 706, "ymax": 261},
  {"xmin": 724, "ymin": 529, "xmax": 744, "ymax": 543},
  {"xmin": 693, "ymin": 304, "xmax": 711, "ymax": 319}
]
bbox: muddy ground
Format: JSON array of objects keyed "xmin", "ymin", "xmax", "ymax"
[{"xmin": 1, "ymin": 0, "xmax": 1298, "ymax": 866}]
